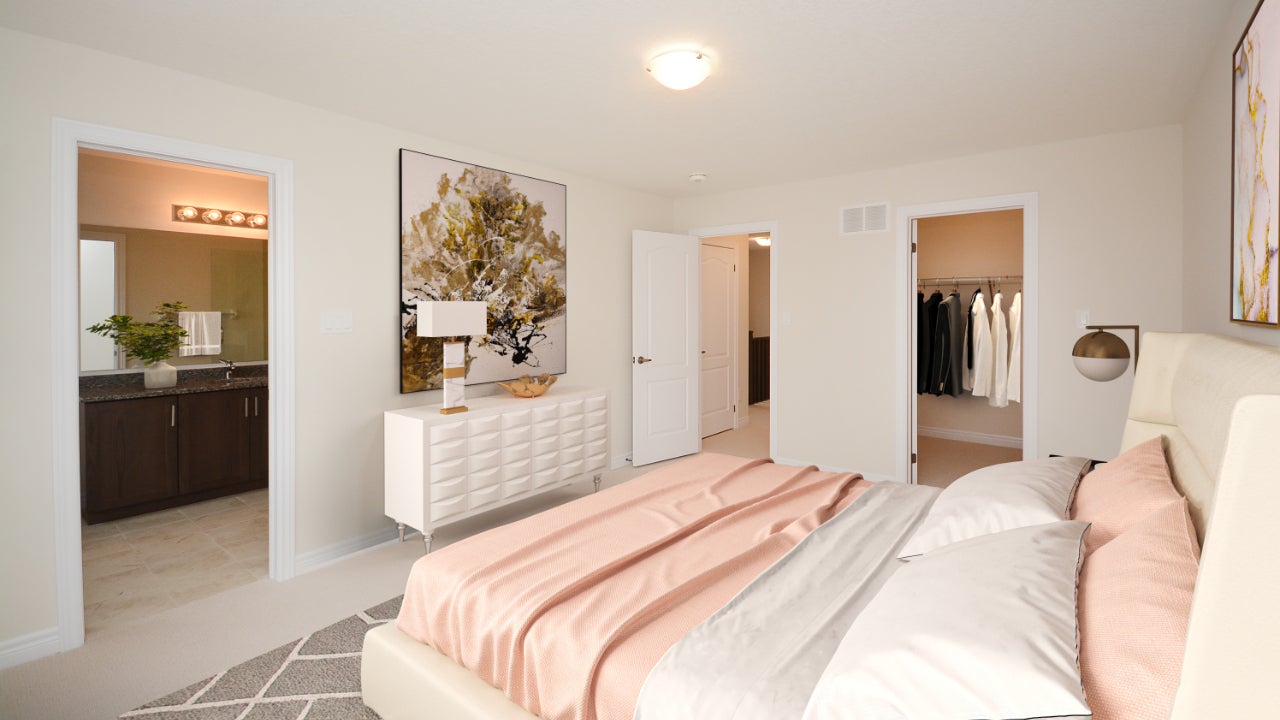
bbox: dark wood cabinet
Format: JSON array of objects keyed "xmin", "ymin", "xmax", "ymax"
[
  {"xmin": 178, "ymin": 390, "xmax": 253, "ymax": 494},
  {"xmin": 81, "ymin": 387, "xmax": 268, "ymax": 523},
  {"xmin": 80, "ymin": 396, "xmax": 178, "ymax": 515}
]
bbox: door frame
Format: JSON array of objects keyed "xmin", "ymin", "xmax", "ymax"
[
  {"xmin": 895, "ymin": 193, "xmax": 1038, "ymax": 483},
  {"xmin": 50, "ymin": 118, "xmax": 297, "ymax": 653},
  {"xmin": 689, "ymin": 221, "xmax": 778, "ymax": 460}
]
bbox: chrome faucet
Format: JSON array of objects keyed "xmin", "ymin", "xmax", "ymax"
[{"xmin": 219, "ymin": 358, "xmax": 237, "ymax": 380}]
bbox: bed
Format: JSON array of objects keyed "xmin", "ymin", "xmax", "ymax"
[{"xmin": 362, "ymin": 332, "xmax": 1280, "ymax": 719}]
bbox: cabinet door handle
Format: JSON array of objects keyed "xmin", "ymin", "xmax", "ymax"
[
  {"xmin": 245, "ymin": 398, "xmax": 250, "ymax": 418},
  {"xmin": 254, "ymin": 397, "xmax": 259, "ymax": 417},
  {"xmin": 171, "ymin": 404, "xmax": 176, "ymax": 427}
]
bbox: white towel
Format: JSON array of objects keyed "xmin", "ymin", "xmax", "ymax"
[
  {"xmin": 178, "ymin": 311, "xmax": 222, "ymax": 356},
  {"xmin": 1006, "ymin": 291, "xmax": 1022, "ymax": 403}
]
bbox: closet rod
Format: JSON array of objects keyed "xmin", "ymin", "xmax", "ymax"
[{"xmin": 918, "ymin": 274, "xmax": 1022, "ymax": 284}]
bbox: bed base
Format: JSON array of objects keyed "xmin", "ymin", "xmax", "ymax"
[{"xmin": 362, "ymin": 622, "xmax": 542, "ymax": 720}]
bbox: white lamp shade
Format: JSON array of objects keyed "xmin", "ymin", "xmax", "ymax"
[
  {"xmin": 1072, "ymin": 355, "xmax": 1129, "ymax": 382},
  {"xmin": 648, "ymin": 50, "xmax": 711, "ymax": 90},
  {"xmin": 416, "ymin": 301, "xmax": 488, "ymax": 338}
]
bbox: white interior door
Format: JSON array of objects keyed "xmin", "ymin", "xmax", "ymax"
[
  {"xmin": 700, "ymin": 243, "xmax": 735, "ymax": 437},
  {"xmin": 632, "ymin": 230, "xmax": 700, "ymax": 466}
]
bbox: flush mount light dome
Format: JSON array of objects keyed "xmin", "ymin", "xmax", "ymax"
[{"xmin": 648, "ymin": 50, "xmax": 711, "ymax": 90}]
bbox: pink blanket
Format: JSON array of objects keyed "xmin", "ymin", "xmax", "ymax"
[{"xmin": 396, "ymin": 452, "xmax": 870, "ymax": 720}]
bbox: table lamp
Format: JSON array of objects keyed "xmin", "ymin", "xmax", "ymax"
[{"xmin": 416, "ymin": 301, "xmax": 488, "ymax": 414}]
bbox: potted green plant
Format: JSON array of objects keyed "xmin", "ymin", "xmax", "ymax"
[{"xmin": 87, "ymin": 301, "xmax": 189, "ymax": 388}]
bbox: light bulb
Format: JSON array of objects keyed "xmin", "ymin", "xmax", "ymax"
[
  {"xmin": 202, "ymin": 208, "xmax": 223, "ymax": 223},
  {"xmin": 226, "ymin": 211, "xmax": 246, "ymax": 225}
]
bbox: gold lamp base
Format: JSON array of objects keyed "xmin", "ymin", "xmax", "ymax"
[{"xmin": 439, "ymin": 405, "xmax": 469, "ymax": 415}]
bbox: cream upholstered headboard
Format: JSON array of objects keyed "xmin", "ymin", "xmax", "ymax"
[{"xmin": 1119, "ymin": 333, "xmax": 1280, "ymax": 719}]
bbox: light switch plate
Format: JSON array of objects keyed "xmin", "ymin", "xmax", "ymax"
[{"xmin": 320, "ymin": 311, "xmax": 353, "ymax": 334}]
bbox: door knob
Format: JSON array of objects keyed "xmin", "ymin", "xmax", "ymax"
[{"xmin": 635, "ymin": 356, "xmax": 653, "ymax": 364}]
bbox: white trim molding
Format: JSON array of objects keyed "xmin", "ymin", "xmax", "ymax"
[
  {"xmin": 294, "ymin": 527, "xmax": 400, "ymax": 576},
  {"xmin": 895, "ymin": 193, "xmax": 1039, "ymax": 484},
  {"xmin": 50, "ymin": 118, "xmax": 296, "ymax": 658},
  {"xmin": 917, "ymin": 426, "xmax": 1024, "ymax": 450},
  {"xmin": 0, "ymin": 627, "xmax": 60, "ymax": 672}
]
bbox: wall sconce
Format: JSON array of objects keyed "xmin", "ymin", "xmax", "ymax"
[
  {"xmin": 416, "ymin": 301, "xmax": 489, "ymax": 414},
  {"xmin": 173, "ymin": 205, "xmax": 268, "ymax": 230},
  {"xmin": 1072, "ymin": 325, "xmax": 1140, "ymax": 382},
  {"xmin": 647, "ymin": 50, "xmax": 712, "ymax": 90}
]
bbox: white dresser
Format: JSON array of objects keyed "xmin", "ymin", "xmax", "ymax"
[{"xmin": 384, "ymin": 386, "xmax": 609, "ymax": 549}]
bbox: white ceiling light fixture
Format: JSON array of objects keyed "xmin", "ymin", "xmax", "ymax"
[
  {"xmin": 688, "ymin": 172, "xmax": 709, "ymax": 183},
  {"xmin": 648, "ymin": 50, "xmax": 711, "ymax": 90}
]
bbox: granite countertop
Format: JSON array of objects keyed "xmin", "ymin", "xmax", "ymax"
[{"xmin": 80, "ymin": 365, "xmax": 268, "ymax": 403}]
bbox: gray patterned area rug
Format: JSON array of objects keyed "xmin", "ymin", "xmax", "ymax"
[{"xmin": 120, "ymin": 596, "xmax": 403, "ymax": 720}]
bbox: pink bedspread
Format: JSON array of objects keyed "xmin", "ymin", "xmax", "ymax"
[{"xmin": 396, "ymin": 453, "xmax": 870, "ymax": 720}]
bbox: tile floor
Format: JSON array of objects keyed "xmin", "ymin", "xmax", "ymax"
[{"xmin": 81, "ymin": 489, "xmax": 268, "ymax": 633}]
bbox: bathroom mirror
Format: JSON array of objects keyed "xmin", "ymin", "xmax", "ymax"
[{"xmin": 78, "ymin": 149, "xmax": 269, "ymax": 372}]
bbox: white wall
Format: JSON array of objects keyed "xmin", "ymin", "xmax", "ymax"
[
  {"xmin": 1182, "ymin": 0, "xmax": 1280, "ymax": 347},
  {"xmin": 0, "ymin": 28, "xmax": 671, "ymax": 649},
  {"xmin": 675, "ymin": 126, "xmax": 1184, "ymax": 477}
]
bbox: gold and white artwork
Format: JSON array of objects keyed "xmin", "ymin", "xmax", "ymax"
[
  {"xmin": 1234, "ymin": 0, "xmax": 1280, "ymax": 326},
  {"xmin": 400, "ymin": 149, "xmax": 568, "ymax": 392}
]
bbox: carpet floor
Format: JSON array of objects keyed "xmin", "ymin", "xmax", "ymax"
[{"xmin": 120, "ymin": 596, "xmax": 403, "ymax": 720}]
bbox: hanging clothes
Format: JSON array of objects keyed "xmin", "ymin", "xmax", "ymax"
[
  {"xmin": 929, "ymin": 294, "xmax": 954, "ymax": 396},
  {"xmin": 970, "ymin": 292, "xmax": 992, "ymax": 397},
  {"xmin": 962, "ymin": 289, "xmax": 981, "ymax": 391},
  {"xmin": 989, "ymin": 291, "xmax": 1010, "ymax": 408},
  {"xmin": 943, "ymin": 292, "xmax": 964, "ymax": 397},
  {"xmin": 919, "ymin": 291, "xmax": 943, "ymax": 394},
  {"xmin": 1007, "ymin": 291, "xmax": 1023, "ymax": 404}
]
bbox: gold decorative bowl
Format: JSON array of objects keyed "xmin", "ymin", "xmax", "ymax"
[{"xmin": 496, "ymin": 373, "xmax": 558, "ymax": 398}]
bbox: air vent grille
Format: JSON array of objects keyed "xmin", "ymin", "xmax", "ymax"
[{"xmin": 840, "ymin": 202, "xmax": 890, "ymax": 235}]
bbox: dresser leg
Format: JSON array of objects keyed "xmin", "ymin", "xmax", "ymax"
[
  {"xmin": 397, "ymin": 523, "xmax": 405, "ymax": 543},
  {"xmin": 423, "ymin": 532, "xmax": 433, "ymax": 554},
  {"xmin": 593, "ymin": 474, "xmax": 602, "ymax": 493}
]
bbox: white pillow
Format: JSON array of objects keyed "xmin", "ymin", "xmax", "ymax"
[
  {"xmin": 803, "ymin": 521, "xmax": 1092, "ymax": 720},
  {"xmin": 899, "ymin": 456, "xmax": 1090, "ymax": 559}
]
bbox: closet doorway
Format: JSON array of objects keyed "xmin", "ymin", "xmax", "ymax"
[{"xmin": 898, "ymin": 194, "xmax": 1038, "ymax": 487}]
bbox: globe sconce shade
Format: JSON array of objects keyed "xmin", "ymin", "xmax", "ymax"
[
  {"xmin": 647, "ymin": 50, "xmax": 712, "ymax": 90},
  {"xmin": 1072, "ymin": 325, "xmax": 1140, "ymax": 382}
]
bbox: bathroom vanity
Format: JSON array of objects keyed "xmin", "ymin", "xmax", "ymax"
[{"xmin": 79, "ymin": 367, "xmax": 268, "ymax": 523}]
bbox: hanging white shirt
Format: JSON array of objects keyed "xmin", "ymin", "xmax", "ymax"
[
  {"xmin": 989, "ymin": 292, "xmax": 1009, "ymax": 408},
  {"xmin": 1006, "ymin": 291, "xmax": 1023, "ymax": 404},
  {"xmin": 970, "ymin": 292, "xmax": 992, "ymax": 397}
]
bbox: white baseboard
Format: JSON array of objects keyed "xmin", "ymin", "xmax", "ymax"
[
  {"xmin": 294, "ymin": 526, "xmax": 401, "ymax": 576},
  {"xmin": 918, "ymin": 426, "xmax": 1023, "ymax": 449},
  {"xmin": 0, "ymin": 626, "xmax": 60, "ymax": 671},
  {"xmin": 772, "ymin": 456, "xmax": 901, "ymax": 483}
]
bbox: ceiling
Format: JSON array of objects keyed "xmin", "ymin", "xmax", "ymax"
[{"xmin": 0, "ymin": 0, "xmax": 1233, "ymax": 197}]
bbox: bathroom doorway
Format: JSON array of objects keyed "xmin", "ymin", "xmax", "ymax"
[
  {"xmin": 77, "ymin": 149, "xmax": 272, "ymax": 634},
  {"xmin": 51, "ymin": 118, "xmax": 296, "ymax": 654}
]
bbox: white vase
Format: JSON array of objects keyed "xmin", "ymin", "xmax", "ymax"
[{"xmin": 143, "ymin": 360, "xmax": 178, "ymax": 389}]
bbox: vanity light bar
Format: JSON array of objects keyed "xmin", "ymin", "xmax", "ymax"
[{"xmin": 173, "ymin": 204, "xmax": 268, "ymax": 229}]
